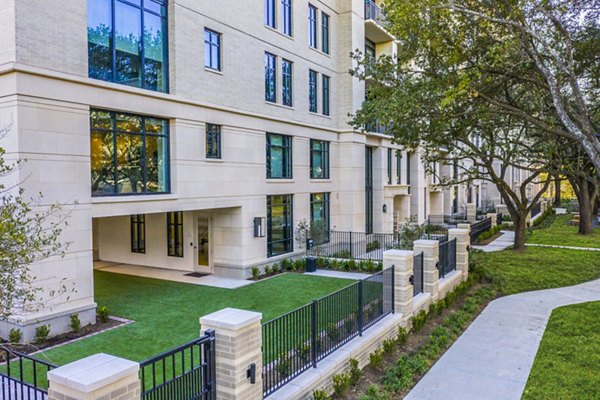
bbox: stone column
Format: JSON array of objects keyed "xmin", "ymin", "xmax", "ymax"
[
  {"xmin": 448, "ymin": 228, "xmax": 470, "ymax": 281},
  {"xmin": 486, "ymin": 213, "xmax": 497, "ymax": 228},
  {"xmin": 466, "ymin": 203, "xmax": 477, "ymax": 223},
  {"xmin": 48, "ymin": 354, "xmax": 140, "ymax": 400},
  {"xmin": 200, "ymin": 308, "xmax": 263, "ymax": 400},
  {"xmin": 457, "ymin": 223, "xmax": 471, "ymax": 233},
  {"xmin": 413, "ymin": 240, "xmax": 439, "ymax": 300},
  {"xmin": 383, "ymin": 250, "xmax": 414, "ymax": 319}
]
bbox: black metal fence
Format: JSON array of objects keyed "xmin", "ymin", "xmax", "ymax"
[
  {"xmin": 307, "ymin": 231, "xmax": 403, "ymax": 261},
  {"xmin": 412, "ymin": 252, "xmax": 424, "ymax": 296},
  {"xmin": 438, "ymin": 239, "xmax": 457, "ymax": 279},
  {"xmin": 427, "ymin": 214, "xmax": 467, "ymax": 226},
  {"xmin": 469, "ymin": 217, "xmax": 492, "ymax": 243},
  {"xmin": 139, "ymin": 331, "xmax": 216, "ymax": 400},
  {"xmin": 496, "ymin": 212, "xmax": 503, "ymax": 224},
  {"xmin": 531, "ymin": 202, "xmax": 541, "ymax": 218},
  {"xmin": 262, "ymin": 268, "xmax": 394, "ymax": 398},
  {"xmin": 0, "ymin": 347, "xmax": 57, "ymax": 400}
]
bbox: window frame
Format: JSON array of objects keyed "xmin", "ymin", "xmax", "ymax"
[
  {"xmin": 167, "ymin": 211, "xmax": 184, "ymax": 258},
  {"xmin": 206, "ymin": 123, "xmax": 222, "ymax": 159},
  {"xmin": 321, "ymin": 12, "xmax": 330, "ymax": 54},
  {"xmin": 281, "ymin": 0, "xmax": 293, "ymax": 36},
  {"xmin": 266, "ymin": 133, "xmax": 293, "ymax": 179},
  {"xmin": 282, "ymin": 59, "xmax": 293, "ymax": 107},
  {"xmin": 309, "ymin": 69, "xmax": 318, "ymax": 113},
  {"xmin": 267, "ymin": 194, "xmax": 294, "ymax": 257},
  {"xmin": 265, "ymin": 0, "xmax": 276, "ymax": 28},
  {"xmin": 130, "ymin": 214, "xmax": 146, "ymax": 253},
  {"xmin": 396, "ymin": 150, "xmax": 402, "ymax": 184},
  {"xmin": 265, "ymin": 52, "xmax": 277, "ymax": 103},
  {"xmin": 322, "ymin": 75, "xmax": 330, "ymax": 116},
  {"xmin": 310, "ymin": 192, "xmax": 330, "ymax": 244},
  {"xmin": 308, "ymin": 4, "xmax": 318, "ymax": 48},
  {"xmin": 387, "ymin": 148, "xmax": 393, "ymax": 185},
  {"xmin": 204, "ymin": 28, "xmax": 222, "ymax": 71},
  {"xmin": 310, "ymin": 139, "xmax": 330, "ymax": 179}
]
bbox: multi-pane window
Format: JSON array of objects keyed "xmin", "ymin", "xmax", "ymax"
[
  {"xmin": 308, "ymin": 4, "xmax": 317, "ymax": 48},
  {"xmin": 310, "ymin": 193, "xmax": 330, "ymax": 244},
  {"xmin": 206, "ymin": 124, "xmax": 221, "ymax": 159},
  {"xmin": 322, "ymin": 75, "xmax": 330, "ymax": 116},
  {"xmin": 387, "ymin": 148, "xmax": 393, "ymax": 185},
  {"xmin": 406, "ymin": 152, "xmax": 411, "ymax": 185},
  {"xmin": 265, "ymin": 52, "xmax": 277, "ymax": 102},
  {"xmin": 365, "ymin": 39, "xmax": 376, "ymax": 61},
  {"xmin": 131, "ymin": 214, "xmax": 145, "ymax": 253},
  {"xmin": 282, "ymin": 0, "xmax": 292, "ymax": 36},
  {"xmin": 310, "ymin": 139, "xmax": 329, "ymax": 179},
  {"xmin": 266, "ymin": 133, "xmax": 293, "ymax": 179},
  {"xmin": 265, "ymin": 0, "xmax": 276, "ymax": 28},
  {"xmin": 321, "ymin": 13, "xmax": 330, "ymax": 54},
  {"xmin": 204, "ymin": 29, "xmax": 221, "ymax": 71},
  {"xmin": 167, "ymin": 212, "xmax": 183, "ymax": 257},
  {"xmin": 309, "ymin": 70, "xmax": 318, "ymax": 113},
  {"xmin": 88, "ymin": 0, "xmax": 168, "ymax": 92},
  {"xmin": 396, "ymin": 150, "xmax": 402, "ymax": 184},
  {"xmin": 267, "ymin": 195, "xmax": 293, "ymax": 257},
  {"xmin": 282, "ymin": 59, "xmax": 293, "ymax": 107},
  {"xmin": 365, "ymin": 147, "xmax": 374, "ymax": 234},
  {"xmin": 90, "ymin": 110, "xmax": 169, "ymax": 196}
]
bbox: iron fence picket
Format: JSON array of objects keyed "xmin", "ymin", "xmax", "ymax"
[
  {"xmin": 0, "ymin": 348, "xmax": 56, "ymax": 400},
  {"xmin": 469, "ymin": 217, "xmax": 492, "ymax": 242},
  {"xmin": 413, "ymin": 252, "xmax": 424, "ymax": 296},
  {"xmin": 307, "ymin": 231, "xmax": 402, "ymax": 261},
  {"xmin": 438, "ymin": 239, "xmax": 457, "ymax": 279}
]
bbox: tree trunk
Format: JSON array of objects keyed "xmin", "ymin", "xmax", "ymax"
[
  {"xmin": 578, "ymin": 178, "xmax": 593, "ymax": 235},
  {"xmin": 513, "ymin": 215, "xmax": 528, "ymax": 252},
  {"xmin": 553, "ymin": 175, "xmax": 561, "ymax": 207}
]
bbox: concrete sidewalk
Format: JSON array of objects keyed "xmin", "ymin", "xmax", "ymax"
[
  {"xmin": 471, "ymin": 230, "xmax": 514, "ymax": 252},
  {"xmin": 405, "ymin": 278, "xmax": 600, "ymax": 400}
]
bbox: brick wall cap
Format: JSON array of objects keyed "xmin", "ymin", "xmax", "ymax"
[{"xmin": 200, "ymin": 307, "xmax": 262, "ymax": 330}]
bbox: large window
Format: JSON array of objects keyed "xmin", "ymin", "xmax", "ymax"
[
  {"xmin": 406, "ymin": 152, "xmax": 411, "ymax": 185},
  {"xmin": 88, "ymin": 0, "xmax": 168, "ymax": 92},
  {"xmin": 267, "ymin": 195, "xmax": 293, "ymax": 257},
  {"xmin": 396, "ymin": 150, "xmax": 402, "ymax": 184},
  {"xmin": 365, "ymin": 147, "xmax": 374, "ymax": 234},
  {"xmin": 309, "ymin": 70, "xmax": 318, "ymax": 113},
  {"xmin": 282, "ymin": 59, "xmax": 293, "ymax": 107},
  {"xmin": 204, "ymin": 29, "xmax": 221, "ymax": 71},
  {"xmin": 282, "ymin": 0, "xmax": 292, "ymax": 36},
  {"xmin": 387, "ymin": 148, "xmax": 393, "ymax": 185},
  {"xmin": 321, "ymin": 13, "xmax": 330, "ymax": 54},
  {"xmin": 310, "ymin": 139, "xmax": 329, "ymax": 179},
  {"xmin": 265, "ymin": 0, "xmax": 276, "ymax": 28},
  {"xmin": 266, "ymin": 133, "xmax": 293, "ymax": 179},
  {"xmin": 131, "ymin": 214, "xmax": 145, "ymax": 253},
  {"xmin": 167, "ymin": 211, "xmax": 183, "ymax": 257},
  {"xmin": 365, "ymin": 39, "xmax": 376, "ymax": 62},
  {"xmin": 322, "ymin": 75, "xmax": 330, "ymax": 116},
  {"xmin": 310, "ymin": 193, "xmax": 330, "ymax": 244},
  {"xmin": 308, "ymin": 4, "xmax": 317, "ymax": 48},
  {"xmin": 90, "ymin": 110, "xmax": 169, "ymax": 196},
  {"xmin": 265, "ymin": 52, "xmax": 277, "ymax": 102},
  {"xmin": 206, "ymin": 124, "xmax": 221, "ymax": 159}
]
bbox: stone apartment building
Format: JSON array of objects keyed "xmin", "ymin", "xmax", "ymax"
[{"xmin": 0, "ymin": 0, "xmax": 476, "ymax": 340}]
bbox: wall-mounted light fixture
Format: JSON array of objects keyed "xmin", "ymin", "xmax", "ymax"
[
  {"xmin": 382, "ymin": 204, "xmax": 387, "ymax": 213},
  {"xmin": 254, "ymin": 217, "xmax": 266, "ymax": 237}
]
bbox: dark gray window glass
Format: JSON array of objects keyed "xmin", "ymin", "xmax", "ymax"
[
  {"xmin": 282, "ymin": 0, "xmax": 292, "ymax": 36},
  {"xmin": 167, "ymin": 211, "xmax": 183, "ymax": 257},
  {"xmin": 310, "ymin": 139, "xmax": 329, "ymax": 179},
  {"xmin": 396, "ymin": 150, "xmax": 402, "ymax": 184},
  {"xmin": 265, "ymin": 52, "xmax": 277, "ymax": 102},
  {"xmin": 308, "ymin": 4, "xmax": 317, "ymax": 48},
  {"xmin": 310, "ymin": 193, "xmax": 330, "ymax": 244},
  {"xmin": 267, "ymin": 195, "xmax": 293, "ymax": 257},
  {"xmin": 321, "ymin": 13, "xmax": 330, "ymax": 54},
  {"xmin": 265, "ymin": 0, "xmax": 276, "ymax": 28},
  {"xmin": 309, "ymin": 70, "xmax": 318, "ymax": 113},
  {"xmin": 387, "ymin": 148, "xmax": 393, "ymax": 184},
  {"xmin": 365, "ymin": 39, "xmax": 376, "ymax": 61},
  {"xmin": 90, "ymin": 109, "xmax": 169, "ymax": 196},
  {"xmin": 266, "ymin": 133, "xmax": 292, "ymax": 179},
  {"xmin": 282, "ymin": 59, "xmax": 293, "ymax": 106},
  {"xmin": 204, "ymin": 29, "xmax": 221, "ymax": 71},
  {"xmin": 131, "ymin": 214, "xmax": 145, "ymax": 253},
  {"xmin": 365, "ymin": 147, "xmax": 374, "ymax": 234},
  {"xmin": 322, "ymin": 75, "xmax": 330, "ymax": 116},
  {"xmin": 406, "ymin": 152, "xmax": 411, "ymax": 185},
  {"xmin": 88, "ymin": 0, "xmax": 168, "ymax": 92},
  {"xmin": 206, "ymin": 124, "xmax": 221, "ymax": 159}
]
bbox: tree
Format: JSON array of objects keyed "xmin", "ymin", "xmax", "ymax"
[{"xmin": 0, "ymin": 126, "xmax": 70, "ymax": 323}]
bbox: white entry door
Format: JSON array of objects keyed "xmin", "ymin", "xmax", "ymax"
[{"xmin": 195, "ymin": 217, "xmax": 212, "ymax": 273}]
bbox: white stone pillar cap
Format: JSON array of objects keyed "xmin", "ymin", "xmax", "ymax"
[
  {"xmin": 413, "ymin": 239, "xmax": 439, "ymax": 247},
  {"xmin": 383, "ymin": 249, "xmax": 414, "ymax": 257},
  {"xmin": 200, "ymin": 308, "xmax": 262, "ymax": 330}
]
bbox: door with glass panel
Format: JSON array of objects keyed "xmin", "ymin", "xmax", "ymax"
[{"xmin": 196, "ymin": 217, "xmax": 211, "ymax": 271}]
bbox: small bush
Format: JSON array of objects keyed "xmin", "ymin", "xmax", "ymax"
[
  {"xmin": 348, "ymin": 358, "xmax": 362, "ymax": 385},
  {"xmin": 34, "ymin": 325, "xmax": 50, "ymax": 344},
  {"xmin": 366, "ymin": 240, "xmax": 381, "ymax": 252},
  {"xmin": 369, "ymin": 348, "xmax": 384, "ymax": 369},
  {"xmin": 344, "ymin": 317, "xmax": 356, "ymax": 334},
  {"xmin": 8, "ymin": 328, "xmax": 22, "ymax": 344},
  {"xmin": 332, "ymin": 372, "xmax": 351, "ymax": 397},
  {"xmin": 411, "ymin": 310, "xmax": 427, "ymax": 332},
  {"xmin": 294, "ymin": 258, "xmax": 306, "ymax": 271},
  {"xmin": 281, "ymin": 258, "xmax": 293, "ymax": 271},
  {"xmin": 327, "ymin": 323, "xmax": 340, "ymax": 341},
  {"xmin": 98, "ymin": 305, "xmax": 110, "ymax": 323},
  {"xmin": 366, "ymin": 259, "xmax": 377, "ymax": 273},
  {"xmin": 312, "ymin": 388, "xmax": 330, "ymax": 400},
  {"xmin": 264, "ymin": 265, "xmax": 272, "ymax": 275},
  {"xmin": 383, "ymin": 338, "xmax": 395, "ymax": 354},
  {"xmin": 396, "ymin": 326, "xmax": 408, "ymax": 345},
  {"xmin": 348, "ymin": 259, "xmax": 356, "ymax": 271},
  {"xmin": 275, "ymin": 352, "xmax": 292, "ymax": 376},
  {"xmin": 251, "ymin": 266, "xmax": 260, "ymax": 280},
  {"xmin": 69, "ymin": 313, "xmax": 81, "ymax": 333},
  {"xmin": 271, "ymin": 263, "xmax": 279, "ymax": 273},
  {"xmin": 297, "ymin": 343, "xmax": 311, "ymax": 360}
]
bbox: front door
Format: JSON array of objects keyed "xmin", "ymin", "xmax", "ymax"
[{"xmin": 196, "ymin": 217, "xmax": 211, "ymax": 271}]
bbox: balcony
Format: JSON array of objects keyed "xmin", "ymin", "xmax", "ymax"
[
  {"xmin": 364, "ymin": 0, "xmax": 395, "ymax": 43},
  {"xmin": 365, "ymin": 121, "xmax": 390, "ymax": 135}
]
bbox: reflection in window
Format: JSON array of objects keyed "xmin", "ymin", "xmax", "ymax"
[
  {"xmin": 267, "ymin": 195, "xmax": 293, "ymax": 257},
  {"xmin": 282, "ymin": 59, "xmax": 293, "ymax": 107},
  {"xmin": 167, "ymin": 211, "xmax": 183, "ymax": 257},
  {"xmin": 131, "ymin": 214, "xmax": 146, "ymax": 253},
  {"xmin": 265, "ymin": 52, "xmax": 277, "ymax": 102},
  {"xmin": 310, "ymin": 193, "xmax": 330, "ymax": 245},
  {"xmin": 282, "ymin": 0, "xmax": 292, "ymax": 36},
  {"xmin": 90, "ymin": 109, "xmax": 169, "ymax": 196},
  {"xmin": 321, "ymin": 13, "xmax": 330, "ymax": 54},
  {"xmin": 265, "ymin": 0, "xmax": 276, "ymax": 28},
  {"xmin": 204, "ymin": 29, "xmax": 221, "ymax": 71},
  {"xmin": 88, "ymin": 0, "xmax": 168, "ymax": 92},
  {"xmin": 206, "ymin": 124, "xmax": 221, "ymax": 159},
  {"xmin": 322, "ymin": 75, "xmax": 330, "ymax": 116},
  {"xmin": 310, "ymin": 140, "xmax": 329, "ymax": 179},
  {"xmin": 308, "ymin": 4, "xmax": 317, "ymax": 48},
  {"xmin": 266, "ymin": 133, "xmax": 292, "ymax": 179},
  {"xmin": 309, "ymin": 70, "xmax": 318, "ymax": 113}
]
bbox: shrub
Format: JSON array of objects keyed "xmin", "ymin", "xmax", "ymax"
[
  {"xmin": 264, "ymin": 265, "xmax": 272, "ymax": 275},
  {"xmin": 327, "ymin": 323, "xmax": 340, "ymax": 341},
  {"xmin": 8, "ymin": 328, "xmax": 22, "ymax": 344},
  {"xmin": 348, "ymin": 259, "xmax": 356, "ymax": 271},
  {"xmin": 275, "ymin": 352, "xmax": 292, "ymax": 376},
  {"xmin": 411, "ymin": 310, "xmax": 427, "ymax": 332},
  {"xmin": 294, "ymin": 258, "xmax": 306, "ymax": 271},
  {"xmin": 34, "ymin": 325, "xmax": 50, "ymax": 344},
  {"xmin": 332, "ymin": 250, "xmax": 351, "ymax": 258},
  {"xmin": 281, "ymin": 258, "xmax": 293, "ymax": 271},
  {"xmin": 271, "ymin": 263, "xmax": 279, "ymax": 273},
  {"xmin": 69, "ymin": 313, "xmax": 81, "ymax": 333},
  {"xmin": 348, "ymin": 358, "xmax": 362, "ymax": 385},
  {"xmin": 331, "ymin": 372, "xmax": 351, "ymax": 397},
  {"xmin": 383, "ymin": 338, "xmax": 395, "ymax": 354},
  {"xmin": 366, "ymin": 240, "xmax": 381, "ymax": 252},
  {"xmin": 369, "ymin": 348, "xmax": 384, "ymax": 369},
  {"xmin": 396, "ymin": 326, "xmax": 408, "ymax": 345},
  {"xmin": 251, "ymin": 266, "xmax": 260, "ymax": 280},
  {"xmin": 297, "ymin": 343, "xmax": 310, "ymax": 361},
  {"xmin": 312, "ymin": 388, "xmax": 330, "ymax": 400},
  {"xmin": 98, "ymin": 305, "xmax": 110, "ymax": 323},
  {"xmin": 377, "ymin": 261, "xmax": 383, "ymax": 271},
  {"xmin": 344, "ymin": 317, "xmax": 356, "ymax": 334}
]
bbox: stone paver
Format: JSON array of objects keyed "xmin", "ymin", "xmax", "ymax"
[
  {"xmin": 471, "ymin": 230, "xmax": 514, "ymax": 252},
  {"xmin": 405, "ymin": 279, "xmax": 600, "ymax": 400}
]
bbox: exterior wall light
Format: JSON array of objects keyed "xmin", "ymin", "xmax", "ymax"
[
  {"xmin": 382, "ymin": 204, "xmax": 387, "ymax": 213},
  {"xmin": 254, "ymin": 217, "xmax": 266, "ymax": 237}
]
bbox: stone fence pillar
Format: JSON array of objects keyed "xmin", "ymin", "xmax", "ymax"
[
  {"xmin": 383, "ymin": 250, "xmax": 414, "ymax": 320},
  {"xmin": 200, "ymin": 308, "xmax": 263, "ymax": 400},
  {"xmin": 466, "ymin": 203, "xmax": 477, "ymax": 223},
  {"xmin": 458, "ymin": 223, "xmax": 471, "ymax": 233},
  {"xmin": 48, "ymin": 353, "xmax": 140, "ymax": 400},
  {"xmin": 448, "ymin": 228, "xmax": 470, "ymax": 281},
  {"xmin": 413, "ymin": 240, "xmax": 439, "ymax": 301},
  {"xmin": 486, "ymin": 213, "xmax": 497, "ymax": 228}
]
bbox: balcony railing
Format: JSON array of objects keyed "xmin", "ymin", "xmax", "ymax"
[{"xmin": 365, "ymin": 0, "xmax": 386, "ymax": 26}]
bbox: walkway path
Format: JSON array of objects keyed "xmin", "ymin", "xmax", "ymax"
[
  {"xmin": 405, "ymin": 278, "xmax": 600, "ymax": 400},
  {"xmin": 471, "ymin": 230, "xmax": 514, "ymax": 252}
]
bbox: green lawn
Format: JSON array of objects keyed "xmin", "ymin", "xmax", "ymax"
[
  {"xmin": 523, "ymin": 301, "xmax": 600, "ymax": 400},
  {"xmin": 527, "ymin": 213, "xmax": 600, "ymax": 248},
  {"xmin": 36, "ymin": 271, "xmax": 352, "ymax": 366}
]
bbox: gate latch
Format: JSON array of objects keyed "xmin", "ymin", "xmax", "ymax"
[
  {"xmin": 247, "ymin": 363, "xmax": 256, "ymax": 384},
  {"xmin": 409, "ymin": 275, "xmax": 414, "ymax": 285}
]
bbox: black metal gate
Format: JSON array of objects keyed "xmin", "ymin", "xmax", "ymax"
[
  {"xmin": 0, "ymin": 347, "xmax": 57, "ymax": 400},
  {"xmin": 438, "ymin": 238, "xmax": 457, "ymax": 279},
  {"xmin": 412, "ymin": 252, "xmax": 424, "ymax": 296},
  {"xmin": 139, "ymin": 331, "xmax": 216, "ymax": 400}
]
